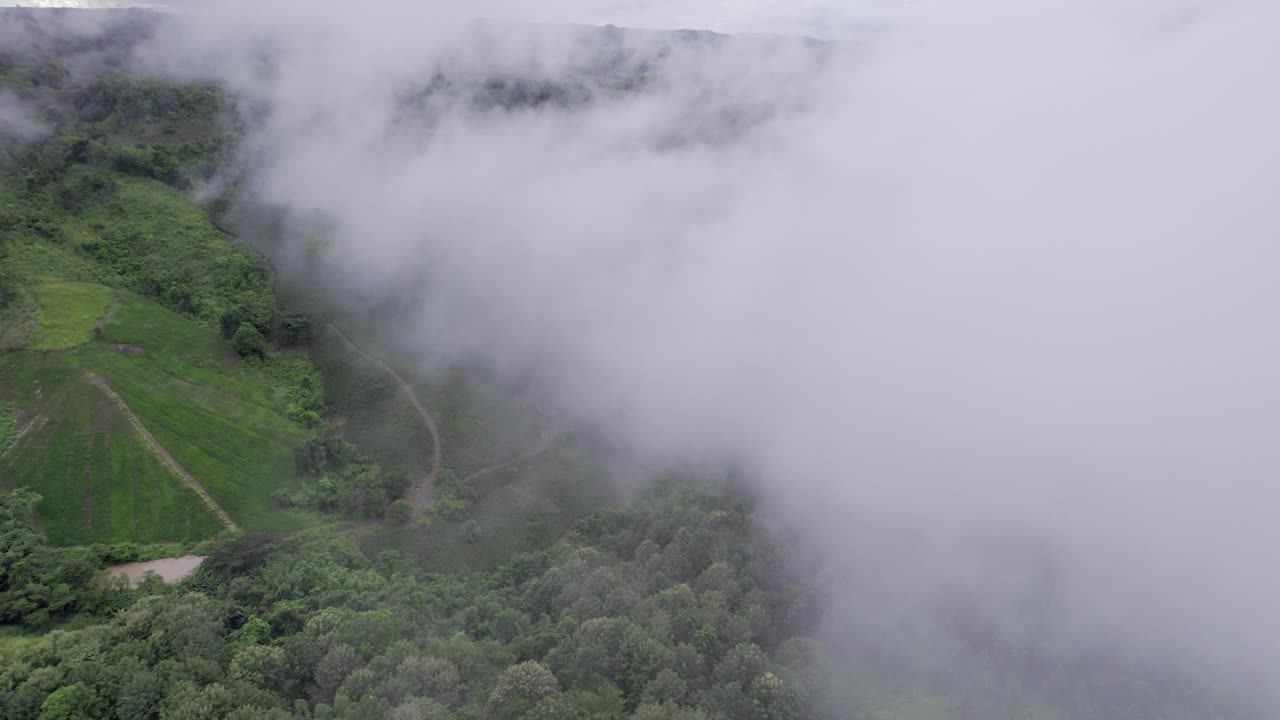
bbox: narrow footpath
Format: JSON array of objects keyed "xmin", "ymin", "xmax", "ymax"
[
  {"xmin": 87, "ymin": 373, "xmax": 238, "ymax": 531},
  {"xmin": 327, "ymin": 324, "xmax": 442, "ymax": 507}
]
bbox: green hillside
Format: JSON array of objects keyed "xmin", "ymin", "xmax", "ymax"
[
  {"xmin": 0, "ymin": 346, "xmax": 222, "ymax": 545},
  {"xmin": 0, "ymin": 12, "xmax": 1265, "ymax": 720},
  {"xmin": 0, "ymin": 275, "xmax": 318, "ymax": 543},
  {"xmin": 28, "ymin": 280, "xmax": 112, "ymax": 350},
  {"xmin": 1, "ymin": 107, "xmax": 318, "ymax": 543}
]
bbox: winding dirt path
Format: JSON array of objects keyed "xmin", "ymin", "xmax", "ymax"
[
  {"xmin": 206, "ymin": 208, "xmax": 444, "ymax": 508},
  {"xmin": 86, "ymin": 373, "xmax": 238, "ymax": 531},
  {"xmin": 327, "ymin": 324, "xmax": 441, "ymax": 507},
  {"xmin": 461, "ymin": 430, "xmax": 557, "ymax": 486}
]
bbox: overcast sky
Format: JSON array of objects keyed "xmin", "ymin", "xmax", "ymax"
[{"xmin": 6, "ymin": 0, "xmax": 897, "ymax": 38}]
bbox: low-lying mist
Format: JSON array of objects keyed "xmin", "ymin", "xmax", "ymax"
[{"xmin": 125, "ymin": 0, "xmax": 1280, "ymax": 712}]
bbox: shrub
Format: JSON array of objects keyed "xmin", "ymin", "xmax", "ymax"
[
  {"xmin": 431, "ymin": 493, "xmax": 469, "ymax": 521},
  {"xmin": 388, "ymin": 500, "xmax": 413, "ymax": 525},
  {"xmin": 232, "ymin": 322, "xmax": 267, "ymax": 359},
  {"xmin": 462, "ymin": 520, "xmax": 480, "ymax": 544}
]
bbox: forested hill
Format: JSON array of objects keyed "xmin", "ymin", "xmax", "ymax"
[
  {"xmin": 0, "ymin": 8, "xmax": 1268, "ymax": 720},
  {"xmin": 0, "ymin": 10, "xmax": 829, "ymax": 719},
  {"xmin": 0, "ymin": 481, "xmax": 833, "ymax": 720}
]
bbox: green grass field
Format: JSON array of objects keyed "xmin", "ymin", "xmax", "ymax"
[
  {"xmin": 28, "ymin": 280, "xmax": 114, "ymax": 351},
  {"xmin": 0, "ymin": 139, "xmax": 322, "ymax": 543},
  {"xmin": 0, "ymin": 353, "xmax": 222, "ymax": 544},
  {"xmin": 0, "ymin": 289, "xmax": 318, "ymax": 544},
  {"xmin": 90, "ymin": 294, "xmax": 316, "ymax": 532},
  {"xmin": 0, "ymin": 401, "xmax": 16, "ymax": 454}
]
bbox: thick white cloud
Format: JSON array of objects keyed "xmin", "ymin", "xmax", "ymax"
[
  {"xmin": 131, "ymin": 0, "xmax": 1280, "ymax": 704},
  {"xmin": 0, "ymin": 91, "xmax": 48, "ymax": 142}
]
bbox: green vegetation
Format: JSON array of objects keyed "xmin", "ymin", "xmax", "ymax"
[
  {"xmin": 0, "ymin": 12, "xmax": 1266, "ymax": 720},
  {"xmin": 0, "ymin": 481, "xmax": 829, "ymax": 719},
  {"xmin": 84, "ymin": 295, "xmax": 315, "ymax": 532},
  {"xmin": 27, "ymin": 280, "xmax": 112, "ymax": 350},
  {"xmin": 0, "ymin": 350, "xmax": 223, "ymax": 544},
  {"xmin": 0, "ymin": 400, "xmax": 15, "ymax": 453},
  {"xmin": 275, "ymin": 434, "xmax": 408, "ymax": 519},
  {"xmin": 357, "ymin": 441, "xmax": 617, "ymax": 574},
  {"xmin": 233, "ymin": 321, "xmax": 269, "ymax": 359},
  {"xmin": 0, "ymin": 489, "xmax": 133, "ymax": 628},
  {"xmin": 0, "ymin": 63, "xmax": 320, "ymax": 543}
]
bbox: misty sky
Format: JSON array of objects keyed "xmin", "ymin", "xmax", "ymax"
[
  {"xmin": 134, "ymin": 0, "xmax": 1280, "ymax": 693},
  {"xmin": 7, "ymin": 0, "xmax": 892, "ymax": 38}
]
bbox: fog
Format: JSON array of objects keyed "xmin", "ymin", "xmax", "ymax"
[
  {"xmin": 126, "ymin": 0, "xmax": 1280, "ymax": 710},
  {"xmin": 0, "ymin": 91, "xmax": 47, "ymax": 142}
]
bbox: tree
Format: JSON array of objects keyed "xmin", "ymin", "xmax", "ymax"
[
  {"xmin": 221, "ymin": 306, "xmax": 246, "ymax": 338},
  {"xmin": 462, "ymin": 520, "xmax": 480, "ymax": 544},
  {"xmin": 562, "ymin": 617, "xmax": 672, "ymax": 701},
  {"xmin": 158, "ymin": 682, "xmax": 236, "ymax": 720},
  {"xmin": 486, "ymin": 661, "xmax": 561, "ymax": 720},
  {"xmin": 280, "ymin": 311, "xmax": 314, "ymax": 345},
  {"xmin": 230, "ymin": 645, "xmax": 289, "ymax": 692},
  {"xmin": 199, "ymin": 532, "xmax": 288, "ymax": 583},
  {"xmin": 232, "ymin": 322, "xmax": 268, "ymax": 359},
  {"xmin": 0, "ymin": 488, "xmax": 44, "ymax": 593},
  {"xmin": 315, "ymin": 645, "xmax": 365, "ymax": 702},
  {"xmin": 387, "ymin": 698, "xmax": 451, "ymax": 720},
  {"xmin": 382, "ymin": 469, "xmax": 411, "ymax": 500},
  {"xmin": 0, "ymin": 490, "xmax": 107, "ymax": 626},
  {"xmin": 38, "ymin": 682, "xmax": 104, "ymax": 720},
  {"xmin": 642, "ymin": 669, "xmax": 688, "ymax": 706},
  {"xmin": 631, "ymin": 703, "xmax": 711, "ymax": 720},
  {"xmin": 380, "ymin": 656, "xmax": 461, "ymax": 707},
  {"xmin": 713, "ymin": 643, "xmax": 770, "ymax": 688},
  {"xmin": 388, "ymin": 500, "xmax": 413, "ymax": 525}
]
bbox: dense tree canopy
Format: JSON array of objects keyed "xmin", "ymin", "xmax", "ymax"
[{"xmin": 0, "ymin": 482, "xmax": 826, "ymax": 720}]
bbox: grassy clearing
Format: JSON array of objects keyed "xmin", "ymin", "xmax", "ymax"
[
  {"xmin": 28, "ymin": 280, "xmax": 114, "ymax": 350},
  {"xmin": 90, "ymin": 294, "xmax": 316, "ymax": 532},
  {"xmin": 0, "ymin": 289, "xmax": 319, "ymax": 544},
  {"xmin": 0, "ymin": 353, "xmax": 222, "ymax": 545}
]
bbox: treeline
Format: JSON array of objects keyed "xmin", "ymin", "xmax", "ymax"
[
  {"xmin": 0, "ymin": 490, "xmax": 136, "ymax": 627},
  {"xmin": 20, "ymin": 130, "xmax": 230, "ymax": 193},
  {"xmin": 0, "ymin": 481, "xmax": 828, "ymax": 720},
  {"xmin": 69, "ymin": 77, "xmax": 224, "ymax": 133}
]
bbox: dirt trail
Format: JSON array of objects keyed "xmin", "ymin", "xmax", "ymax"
[
  {"xmin": 327, "ymin": 324, "xmax": 442, "ymax": 507},
  {"xmin": 110, "ymin": 555, "xmax": 204, "ymax": 585},
  {"xmin": 461, "ymin": 430, "xmax": 557, "ymax": 485},
  {"xmin": 0, "ymin": 416, "xmax": 45, "ymax": 463},
  {"xmin": 86, "ymin": 373, "xmax": 238, "ymax": 531}
]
